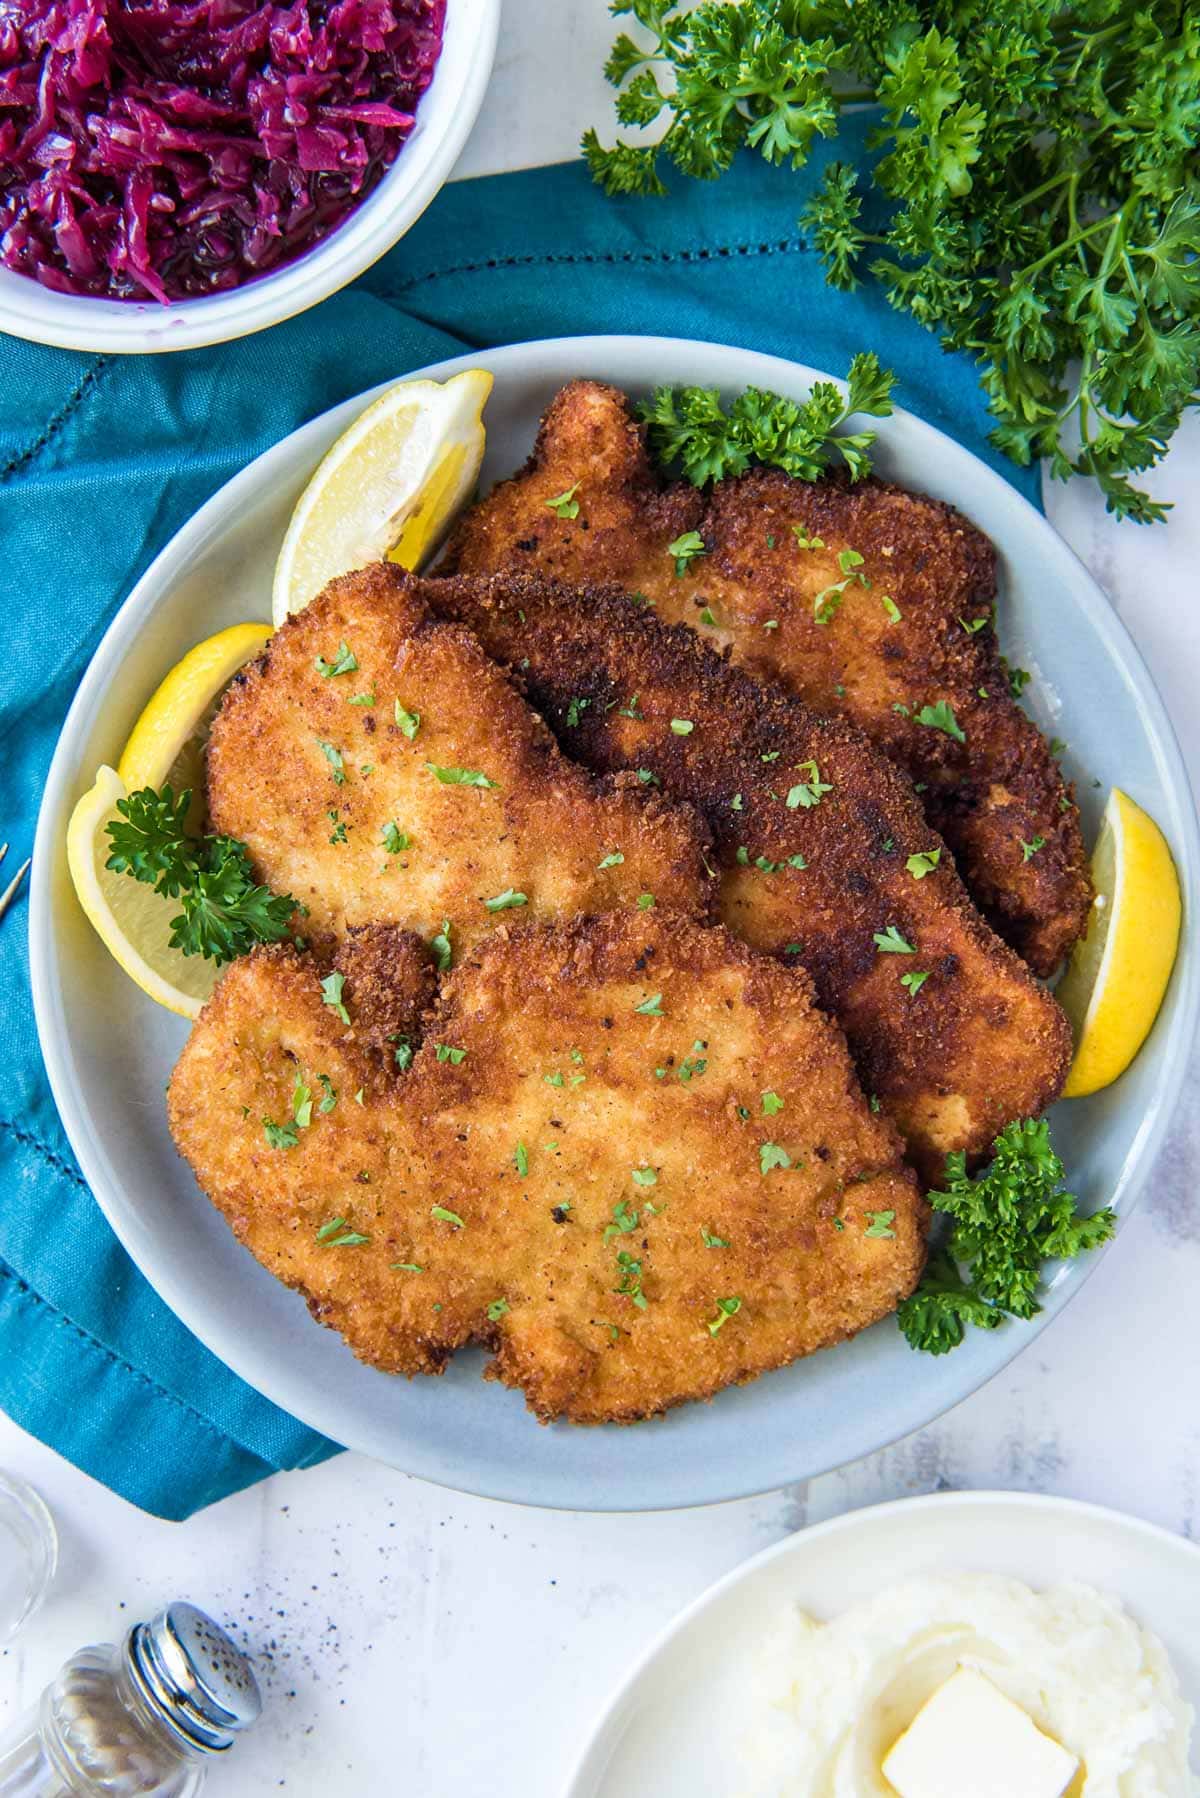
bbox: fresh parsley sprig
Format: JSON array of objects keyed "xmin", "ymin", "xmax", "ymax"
[
  {"xmin": 898, "ymin": 1117, "xmax": 1115, "ymax": 1355},
  {"xmin": 105, "ymin": 784, "xmax": 297, "ymax": 964},
  {"xmin": 638, "ymin": 354, "xmax": 895, "ymax": 486},
  {"xmin": 587, "ymin": 1, "xmax": 1200, "ymax": 522}
]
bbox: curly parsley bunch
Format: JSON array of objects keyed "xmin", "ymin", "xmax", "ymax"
[
  {"xmin": 897, "ymin": 1118, "xmax": 1115, "ymax": 1354},
  {"xmin": 106, "ymin": 785, "xmax": 297, "ymax": 964},
  {"xmin": 585, "ymin": 0, "xmax": 1200, "ymax": 522}
]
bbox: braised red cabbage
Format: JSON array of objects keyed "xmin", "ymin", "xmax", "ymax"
[{"xmin": 0, "ymin": 0, "xmax": 447, "ymax": 303}]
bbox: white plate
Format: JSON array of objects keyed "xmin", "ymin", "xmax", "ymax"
[
  {"xmin": 30, "ymin": 337, "xmax": 1200, "ymax": 1510},
  {"xmin": 565, "ymin": 1491, "xmax": 1200, "ymax": 1794}
]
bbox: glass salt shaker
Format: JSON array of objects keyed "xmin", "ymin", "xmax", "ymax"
[{"xmin": 0, "ymin": 1602, "xmax": 262, "ymax": 1796}]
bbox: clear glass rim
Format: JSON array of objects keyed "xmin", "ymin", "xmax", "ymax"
[{"xmin": 0, "ymin": 1472, "xmax": 58, "ymax": 1643}]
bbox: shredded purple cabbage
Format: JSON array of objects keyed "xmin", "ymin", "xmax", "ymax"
[{"xmin": 0, "ymin": 0, "xmax": 446, "ymax": 303}]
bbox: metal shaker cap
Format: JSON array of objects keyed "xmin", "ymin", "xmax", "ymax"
[{"xmin": 126, "ymin": 1602, "xmax": 262, "ymax": 1754}]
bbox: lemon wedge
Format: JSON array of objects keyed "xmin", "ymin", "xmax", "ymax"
[
  {"xmin": 1057, "ymin": 788, "xmax": 1182, "ymax": 1097},
  {"xmin": 271, "ymin": 368, "xmax": 493, "ymax": 627},
  {"xmin": 69, "ymin": 621, "xmax": 273, "ymax": 1017},
  {"xmin": 118, "ymin": 621, "xmax": 272, "ymax": 828},
  {"xmin": 67, "ymin": 766, "xmax": 217, "ymax": 1019}
]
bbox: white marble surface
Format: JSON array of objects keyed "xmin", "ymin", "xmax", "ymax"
[{"xmin": 3, "ymin": 3, "xmax": 1199, "ymax": 1791}]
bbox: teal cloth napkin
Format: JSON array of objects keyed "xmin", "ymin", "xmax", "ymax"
[{"xmin": 0, "ymin": 126, "xmax": 1041, "ymax": 1521}]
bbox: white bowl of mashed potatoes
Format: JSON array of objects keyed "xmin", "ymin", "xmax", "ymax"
[
  {"xmin": 753, "ymin": 1575, "xmax": 1194, "ymax": 1796},
  {"xmin": 565, "ymin": 1492, "xmax": 1200, "ymax": 1798}
]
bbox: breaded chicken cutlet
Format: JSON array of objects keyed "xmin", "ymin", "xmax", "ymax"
[
  {"xmin": 442, "ymin": 380, "xmax": 1091, "ymax": 976},
  {"xmin": 423, "ymin": 569, "xmax": 1073, "ymax": 1180},
  {"xmin": 168, "ymin": 912, "xmax": 926, "ymax": 1423},
  {"xmin": 206, "ymin": 563, "xmax": 711, "ymax": 952}
]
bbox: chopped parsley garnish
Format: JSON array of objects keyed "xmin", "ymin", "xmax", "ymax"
[
  {"xmin": 898, "ymin": 1119, "xmax": 1115, "ymax": 1355},
  {"xmin": 292, "ymin": 1071, "xmax": 313, "ymax": 1129},
  {"xmin": 426, "ymin": 762, "xmax": 497, "ymax": 789},
  {"xmin": 906, "ymin": 849, "xmax": 941, "ymax": 880},
  {"xmin": 487, "ymin": 1298, "xmax": 510, "ymax": 1321},
  {"xmin": 614, "ymin": 1249, "xmax": 648, "ymax": 1309},
  {"xmin": 792, "ymin": 525, "xmax": 825, "ymax": 549},
  {"xmin": 761, "ymin": 1090, "xmax": 784, "ymax": 1116},
  {"xmin": 1021, "ymin": 836, "xmax": 1047, "ymax": 861},
  {"xmin": 545, "ymin": 482, "xmax": 582, "ymax": 518},
  {"xmin": 431, "ymin": 1205, "xmax": 465, "ymax": 1229},
  {"xmin": 632, "ymin": 1165, "xmax": 658, "ymax": 1187},
  {"xmin": 315, "ymin": 738, "xmax": 346, "ymax": 784},
  {"xmin": 430, "ymin": 918, "xmax": 453, "ymax": 970},
  {"xmin": 316, "ymin": 1216, "xmax": 369, "ymax": 1246},
  {"xmin": 317, "ymin": 1074, "xmax": 338, "ymax": 1112},
  {"xmin": 706, "ymin": 1296, "xmax": 742, "ymax": 1336},
  {"xmin": 315, "ymin": 641, "xmax": 357, "ymax": 677},
  {"xmin": 881, "ymin": 595, "xmax": 902, "ymax": 623},
  {"xmin": 382, "ymin": 822, "xmax": 410, "ymax": 856},
  {"xmin": 667, "ymin": 530, "xmax": 706, "ymax": 575},
  {"xmin": 701, "ymin": 1228, "xmax": 728, "ymax": 1249},
  {"xmin": 394, "ymin": 700, "xmax": 421, "ymax": 740},
  {"xmin": 873, "ymin": 924, "xmax": 915, "ymax": 954},
  {"xmin": 913, "ymin": 701, "xmax": 966, "ymax": 744},
  {"xmin": 263, "ymin": 1117, "xmax": 298, "ymax": 1151},
  {"xmin": 670, "ymin": 718, "xmax": 695, "ymax": 736},
  {"xmin": 320, "ymin": 971, "xmax": 350, "ymax": 1024},
  {"xmin": 900, "ymin": 970, "xmax": 930, "ymax": 996},
  {"xmin": 960, "ymin": 613, "xmax": 990, "ymax": 635},
  {"xmin": 812, "ymin": 579, "xmax": 849, "ymax": 626},
  {"xmin": 865, "ymin": 1210, "xmax": 897, "ymax": 1239},
  {"xmin": 483, "ymin": 888, "xmax": 527, "ymax": 912},
  {"xmin": 391, "ymin": 1262, "xmax": 423, "ymax": 1273},
  {"xmin": 544, "ymin": 1071, "xmax": 565, "ymax": 1088},
  {"xmin": 786, "ymin": 760, "xmax": 832, "ymax": 808},
  {"xmin": 634, "ymin": 993, "xmax": 664, "ymax": 1016},
  {"xmin": 597, "ymin": 851, "xmax": 625, "ymax": 869},
  {"xmin": 618, "ymin": 693, "xmax": 644, "ymax": 719},
  {"xmin": 605, "ymin": 1199, "xmax": 640, "ymax": 1240},
  {"xmin": 514, "ymin": 1141, "xmax": 528, "ymax": 1177},
  {"xmin": 435, "ymin": 1044, "xmax": 467, "ymax": 1064},
  {"xmin": 348, "ymin": 690, "xmax": 375, "ymax": 707},
  {"xmin": 1008, "ymin": 664, "xmax": 1032, "ymax": 699},
  {"xmin": 104, "ymin": 785, "xmax": 297, "ymax": 964},
  {"xmin": 678, "ymin": 1041, "xmax": 708, "ymax": 1082},
  {"xmin": 637, "ymin": 892, "xmax": 656, "ymax": 910},
  {"xmin": 759, "ymin": 1142, "xmax": 791, "ymax": 1174},
  {"xmin": 566, "ymin": 696, "xmax": 591, "ymax": 727},
  {"xmin": 838, "ymin": 547, "xmax": 866, "ymax": 579},
  {"xmin": 698, "ymin": 606, "xmax": 718, "ymax": 626}
]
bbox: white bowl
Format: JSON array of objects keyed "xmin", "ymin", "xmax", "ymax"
[
  {"xmin": 0, "ymin": 0, "xmax": 500, "ymax": 355},
  {"xmin": 564, "ymin": 1491, "xmax": 1200, "ymax": 1795}
]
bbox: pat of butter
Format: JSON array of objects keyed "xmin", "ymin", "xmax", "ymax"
[{"xmin": 882, "ymin": 1666, "xmax": 1078, "ymax": 1798}]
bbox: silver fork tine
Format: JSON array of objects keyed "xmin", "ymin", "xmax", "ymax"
[
  {"xmin": 0, "ymin": 856, "xmax": 30, "ymax": 924},
  {"xmin": 0, "ymin": 843, "xmax": 7, "ymax": 867}
]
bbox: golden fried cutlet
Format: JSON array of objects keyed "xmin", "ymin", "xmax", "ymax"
[
  {"xmin": 206, "ymin": 564, "xmax": 711, "ymax": 953},
  {"xmin": 168, "ymin": 912, "xmax": 926, "ymax": 1423},
  {"xmin": 424, "ymin": 570, "xmax": 1073, "ymax": 1180},
  {"xmin": 442, "ymin": 380, "xmax": 1091, "ymax": 975}
]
